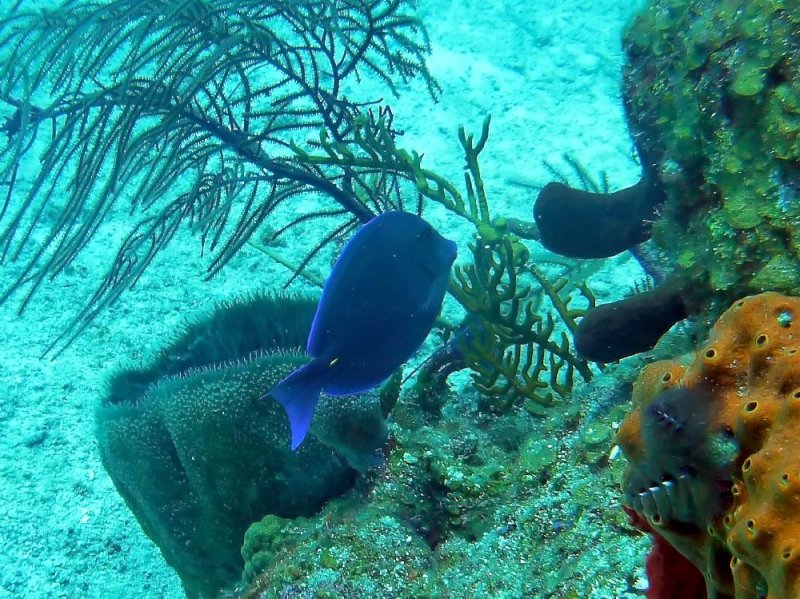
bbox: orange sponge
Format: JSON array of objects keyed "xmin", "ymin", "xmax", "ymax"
[{"xmin": 618, "ymin": 292, "xmax": 800, "ymax": 598}]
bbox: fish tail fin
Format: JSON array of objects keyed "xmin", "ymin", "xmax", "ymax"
[{"xmin": 265, "ymin": 359, "xmax": 327, "ymax": 450}]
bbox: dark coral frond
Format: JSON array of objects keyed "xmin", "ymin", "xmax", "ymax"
[{"xmin": 0, "ymin": 0, "xmax": 438, "ymax": 353}]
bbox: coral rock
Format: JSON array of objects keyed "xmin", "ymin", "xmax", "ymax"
[
  {"xmin": 623, "ymin": 0, "xmax": 800, "ymax": 323},
  {"xmin": 619, "ymin": 292, "xmax": 800, "ymax": 598}
]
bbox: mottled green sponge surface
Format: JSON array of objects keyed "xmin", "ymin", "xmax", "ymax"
[{"xmin": 623, "ymin": 0, "xmax": 800, "ymax": 323}]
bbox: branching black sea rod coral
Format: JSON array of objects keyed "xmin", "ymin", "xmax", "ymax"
[{"xmin": 0, "ymin": 0, "xmax": 439, "ymax": 354}]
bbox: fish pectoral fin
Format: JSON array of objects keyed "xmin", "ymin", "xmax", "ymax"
[{"xmin": 264, "ymin": 360, "xmax": 327, "ymax": 450}]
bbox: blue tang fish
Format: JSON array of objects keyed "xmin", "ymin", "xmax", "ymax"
[{"xmin": 267, "ymin": 211, "xmax": 457, "ymax": 450}]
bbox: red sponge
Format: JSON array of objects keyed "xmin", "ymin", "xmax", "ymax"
[{"xmin": 624, "ymin": 506, "xmax": 707, "ymax": 599}]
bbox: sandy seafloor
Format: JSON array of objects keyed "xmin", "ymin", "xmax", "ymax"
[{"xmin": 0, "ymin": 0, "xmax": 655, "ymax": 597}]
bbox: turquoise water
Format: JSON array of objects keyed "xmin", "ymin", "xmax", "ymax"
[{"xmin": 0, "ymin": 1, "xmax": 650, "ymax": 597}]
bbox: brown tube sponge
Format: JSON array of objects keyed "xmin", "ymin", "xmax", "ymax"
[
  {"xmin": 575, "ymin": 277, "xmax": 689, "ymax": 362},
  {"xmin": 533, "ymin": 171, "xmax": 665, "ymax": 259}
]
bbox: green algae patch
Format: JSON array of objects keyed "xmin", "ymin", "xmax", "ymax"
[
  {"xmin": 580, "ymin": 423, "xmax": 611, "ymax": 447},
  {"xmin": 242, "ymin": 515, "xmax": 311, "ymax": 583},
  {"xmin": 750, "ymin": 254, "xmax": 800, "ymax": 291},
  {"xmin": 732, "ymin": 63, "xmax": 766, "ymax": 97},
  {"xmin": 520, "ymin": 440, "xmax": 559, "ymax": 476},
  {"xmin": 722, "ymin": 186, "xmax": 762, "ymax": 229},
  {"xmin": 242, "ymin": 501, "xmax": 439, "ymax": 598},
  {"xmin": 709, "ymin": 261, "xmax": 738, "ymax": 292}
]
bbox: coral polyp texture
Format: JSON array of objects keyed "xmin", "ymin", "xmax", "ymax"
[
  {"xmin": 623, "ymin": 0, "xmax": 800, "ymax": 325},
  {"xmin": 618, "ymin": 292, "xmax": 800, "ymax": 598}
]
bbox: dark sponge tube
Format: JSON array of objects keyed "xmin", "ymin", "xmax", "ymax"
[
  {"xmin": 575, "ymin": 277, "xmax": 689, "ymax": 362},
  {"xmin": 533, "ymin": 171, "xmax": 665, "ymax": 259}
]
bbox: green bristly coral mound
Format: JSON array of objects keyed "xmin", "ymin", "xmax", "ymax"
[
  {"xmin": 623, "ymin": 0, "xmax": 800, "ymax": 321},
  {"xmin": 97, "ymin": 294, "xmax": 391, "ymax": 598}
]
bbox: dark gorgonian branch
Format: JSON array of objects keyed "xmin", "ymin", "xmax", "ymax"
[{"xmin": 0, "ymin": 0, "xmax": 438, "ymax": 354}]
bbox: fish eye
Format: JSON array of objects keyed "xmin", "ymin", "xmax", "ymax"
[{"xmin": 419, "ymin": 225, "xmax": 433, "ymax": 240}]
